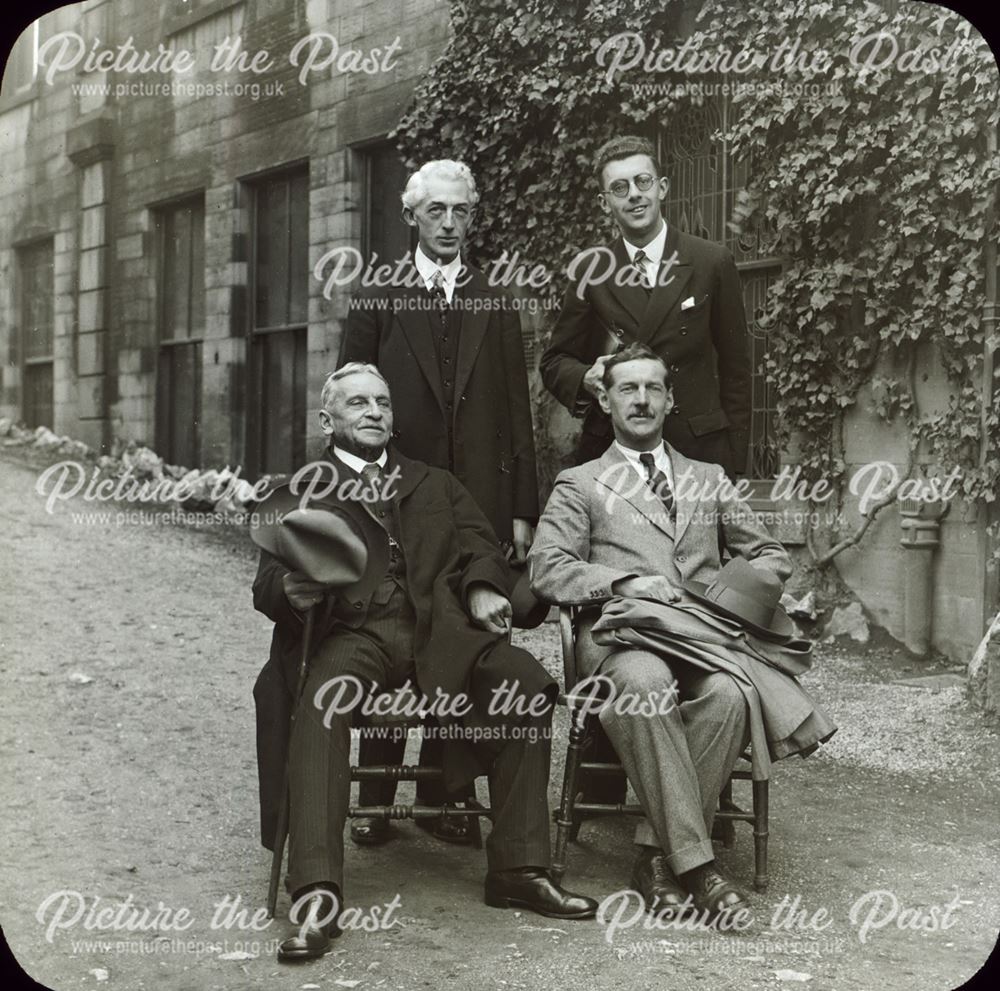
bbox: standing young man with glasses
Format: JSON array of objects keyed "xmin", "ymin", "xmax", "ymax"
[{"xmin": 541, "ymin": 135, "xmax": 751, "ymax": 477}]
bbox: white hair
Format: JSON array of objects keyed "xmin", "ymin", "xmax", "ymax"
[
  {"xmin": 321, "ymin": 363, "xmax": 390, "ymax": 409},
  {"xmin": 401, "ymin": 159, "xmax": 479, "ymax": 210}
]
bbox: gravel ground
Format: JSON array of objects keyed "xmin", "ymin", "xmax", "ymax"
[{"xmin": 2, "ymin": 451, "xmax": 999, "ymax": 991}]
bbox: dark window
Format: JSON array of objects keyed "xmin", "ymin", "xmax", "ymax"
[
  {"xmin": 18, "ymin": 239, "xmax": 54, "ymax": 429},
  {"xmin": 248, "ymin": 167, "xmax": 309, "ymax": 476},
  {"xmin": 362, "ymin": 141, "xmax": 414, "ymax": 266},
  {"xmin": 154, "ymin": 197, "xmax": 205, "ymax": 467},
  {"xmin": 254, "ymin": 170, "xmax": 309, "ymax": 331}
]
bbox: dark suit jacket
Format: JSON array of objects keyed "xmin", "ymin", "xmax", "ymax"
[
  {"xmin": 340, "ymin": 263, "xmax": 539, "ymax": 542},
  {"xmin": 251, "ymin": 448, "xmax": 554, "ymax": 847},
  {"xmin": 540, "ymin": 225, "xmax": 752, "ymax": 475}
]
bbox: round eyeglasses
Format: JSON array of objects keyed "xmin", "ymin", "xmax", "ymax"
[{"xmin": 603, "ymin": 174, "xmax": 658, "ymax": 199}]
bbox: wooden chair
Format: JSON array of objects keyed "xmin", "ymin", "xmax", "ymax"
[
  {"xmin": 344, "ymin": 616, "xmax": 529, "ymax": 844},
  {"xmin": 348, "ymin": 687, "xmax": 489, "ymax": 846},
  {"xmin": 552, "ymin": 606, "xmax": 769, "ymax": 891}
]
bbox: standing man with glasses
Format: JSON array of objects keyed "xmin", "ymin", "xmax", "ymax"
[{"xmin": 541, "ymin": 135, "xmax": 751, "ymax": 478}]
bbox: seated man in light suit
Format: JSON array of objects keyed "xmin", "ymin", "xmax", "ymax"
[{"xmin": 528, "ymin": 342, "xmax": 792, "ymax": 920}]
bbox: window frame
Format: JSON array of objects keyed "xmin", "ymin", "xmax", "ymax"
[
  {"xmin": 16, "ymin": 236, "xmax": 55, "ymax": 430},
  {"xmin": 244, "ymin": 162, "xmax": 310, "ymax": 477},
  {"xmin": 152, "ymin": 193, "xmax": 206, "ymax": 466}
]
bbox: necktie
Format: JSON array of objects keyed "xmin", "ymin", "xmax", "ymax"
[
  {"xmin": 361, "ymin": 461, "xmax": 381, "ymax": 489},
  {"xmin": 362, "ymin": 462, "xmax": 393, "ymax": 533},
  {"xmin": 633, "ymin": 249, "xmax": 652, "ymax": 292},
  {"xmin": 639, "ymin": 452, "xmax": 674, "ymax": 517},
  {"xmin": 429, "ymin": 269, "xmax": 448, "ymax": 307}
]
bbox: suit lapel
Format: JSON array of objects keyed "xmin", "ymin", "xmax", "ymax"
[
  {"xmin": 667, "ymin": 442, "xmax": 702, "ymax": 547},
  {"xmin": 592, "ymin": 445, "xmax": 675, "ymax": 541},
  {"xmin": 638, "ymin": 224, "xmax": 693, "ymax": 342},
  {"xmin": 387, "ymin": 448, "xmax": 428, "ymax": 502},
  {"xmin": 391, "ymin": 277, "xmax": 446, "ymax": 416},
  {"xmin": 326, "ymin": 447, "xmax": 427, "ymax": 531},
  {"xmin": 607, "ymin": 238, "xmax": 651, "ymax": 335},
  {"xmin": 453, "ymin": 266, "xmax": 489, "ymax": 407}
]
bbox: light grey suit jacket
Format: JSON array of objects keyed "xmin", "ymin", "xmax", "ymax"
[{"xmin": 528, "ymin": 442, "xmax": 791, "ymax": 676}]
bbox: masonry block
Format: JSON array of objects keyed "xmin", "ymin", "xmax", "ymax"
[
  {"xmin": 116, "ymin": 233, "xmax": 144, "ymax": 260},
  {"xmin": 80, "ymin": 162, "xmax": 109, "ymax": 208},
  {"xmin": 80, "ymin": 207, "xmax": 108, "ymax": 249},
  {"xmin": 78, "ymin": 290, "xmax": 106, "ymax": 333},
  {"xmin": 74, "ymin": 418, "xmax": 107, "ymax": 452},
  {"xmin": 79, "ymin": 247, "xmax": 108, "ymax": 292},
  {"xmin": 77, "ymin": 375, "xmax": 106, "ymax": 419},
  {"xmin": 77, "ymin": 331, "xmax": 105, "ymax": 376}
]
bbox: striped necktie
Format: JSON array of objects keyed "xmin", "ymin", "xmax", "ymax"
[
  {"xmin": 633, "ymin": 249, "xmax": 652, "ymax": 292},
  {"xmin": 639, "ymin": 451, "xmax": 674, "ymax": 517}
]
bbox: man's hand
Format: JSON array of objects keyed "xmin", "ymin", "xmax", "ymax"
[
  {"xmin": 581, "ymin": 354, "xmax": 613, "ymax": 399},
  {"xmin": 512, "ymin": 518, "xmax": 535, "ymax": 562},
  {"xmin": 613, "ymin": 575, "xmax": 681, "ymax": 604},
  {"xmin": 467, "ymin": 583, "xmax": 512, "ymax": 635},
  {"xmin": 283, "ymin": 571, "xmax": 333, "ymax": 612}
]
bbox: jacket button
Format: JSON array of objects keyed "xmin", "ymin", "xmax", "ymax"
[
  {"xmin": 676, "ymin": 554, "xmax": 686, "ymax": 563},
  {"xmin": 353, "ymin": 602, "xmax": 362, "ymax": 610},
  {"xmin": 671, "ymin": 364, "xmax": 679, "ymax": 372}
]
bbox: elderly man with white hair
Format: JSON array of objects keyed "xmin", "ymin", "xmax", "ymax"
[
  {"xmin": 340, "ymin": 159, "xmax": 540, "ymax": 846},
  {"xmin": 252, "ymin": 362, "xmax": 596, "ymax": 960}
]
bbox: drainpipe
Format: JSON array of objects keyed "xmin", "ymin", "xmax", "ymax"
[
  {"xmin": 982, "ymin": 126, "xmax": 998, "ymax": 470},
  {"xmin": 899, "ymin": 499, "xmax": 947, "ymax": 655}
]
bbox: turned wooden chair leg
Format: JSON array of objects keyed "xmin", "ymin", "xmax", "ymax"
[
  {"xmin": 552, "ymin": 706, "xmax": 589, "ymax": 883},
  {"xmin": 752, "ymin": 778, "xmax": 769, "ymax": 892},
  {"xmin": 465, "ymin": 790, "xmax": 486, "ymax": 850},
  {"xmin": 713, "ymin": 778, "xmax": 737, "ymax": 847}
]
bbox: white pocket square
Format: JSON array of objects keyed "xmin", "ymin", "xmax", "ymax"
[{"xmin": 681, "ymin": 296, "xmax": 696, "ymax": 311}]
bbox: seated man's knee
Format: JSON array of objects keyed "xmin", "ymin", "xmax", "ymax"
[
  {"xmin": 598, "ymin": 651, "xmax": 678, "ymax": 726},
  {"xmin": 606, "ymin": 650, "xmax": 676, "ymax": 696},
  {"xmin": 703, "ymin": 673, "xmax": 746, "ymax": 720}
]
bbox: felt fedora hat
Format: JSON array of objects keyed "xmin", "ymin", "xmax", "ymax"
[
  {"xmin": 681, "ymin": 556, "xmax": 796, "ymax": 643},
  {"xmin": 249, "ymin": 485, "xmax": 389, "ymax": 599}
]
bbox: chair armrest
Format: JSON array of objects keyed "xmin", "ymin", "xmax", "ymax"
[{"xmin": 559, "ymin": 606, "xmax": 578, "ymax": 690}]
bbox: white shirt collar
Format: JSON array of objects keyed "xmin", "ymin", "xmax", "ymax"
[
  {"xmin": 334, "ymin": 445, "xmax": 387, "ymax": 474},
  {"xmin": 414, "ymin": 244, "xmax": 462, "ymax": 298},
  {"xmin": 614, "ymin": 439, "xmax": 673, "ymax": 489},
  {"xmin": 622, "ymin": 219, "xmax": 667, "ymax": 265}
]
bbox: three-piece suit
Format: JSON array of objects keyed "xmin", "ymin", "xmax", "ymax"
[
  {"xmin": 340, "ymin": 262, "xmax": 539, "ymax": 543},
  {"xmin": 252, "ymin": 448, "xmax": 555, "ymax": 893}
]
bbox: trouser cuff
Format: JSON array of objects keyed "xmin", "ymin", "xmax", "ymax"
[{"xmin": 664, "ymin": 839, "xmax": 715, "ymax": 877}]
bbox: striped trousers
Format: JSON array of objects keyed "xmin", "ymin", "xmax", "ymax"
[{"xmin": 286, "ymin": 585, "xmax": 552, "ymax": 894}]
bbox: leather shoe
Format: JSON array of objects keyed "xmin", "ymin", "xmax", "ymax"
[
  {"xmin": 484, "ymin": 867, "xmax": 598, "ymax": 920},
  {"xmin": 350, "ymin": 816, "xmax": 394, "ymax": 846},
  {"xmin": 680, "ymin": 862, "xmax": 749, "ymax": 921},
  {"xmin": 277, "ymin": 885, "xmax": 342, "ymax": 962},
  {"xmin": 415, "ymin": 810, "xmax": 472, "ymax": 845},
  {"xmin": 630, "ymin": 846, "xmax": 690, "ymax": 917}
]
